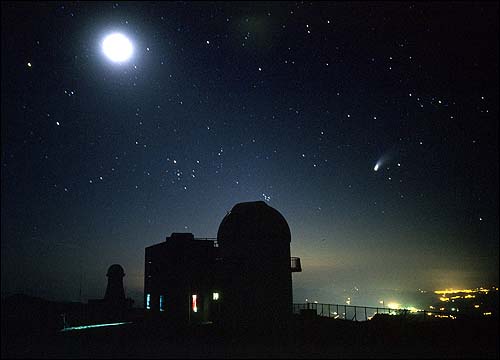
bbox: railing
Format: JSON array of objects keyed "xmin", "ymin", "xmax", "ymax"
[
  {"xmin": 293, "ymin": 303, "xmax": 456, "ymax": 321},
  {"xmin": 194, "ymin": 237, "xmax": 218, "ymax": 247}
]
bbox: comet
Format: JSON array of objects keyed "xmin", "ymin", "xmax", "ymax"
[{"xmin": 373, "ymin": 148, "xmax": 397, "ymax": 172}]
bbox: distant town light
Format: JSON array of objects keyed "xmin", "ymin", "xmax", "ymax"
[{"xmin": 387, "ymin": 303, "xmax": 401, "ymax": 309}]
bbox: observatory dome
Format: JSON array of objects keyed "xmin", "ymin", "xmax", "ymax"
[{"xmin": 217, "ymin": 201, "xmax": 291, "ymax": 259}]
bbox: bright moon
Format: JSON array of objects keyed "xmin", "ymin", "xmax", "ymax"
[{"xmin": 102, "ymin": 33, "xmax": 133, "ymax": 63}]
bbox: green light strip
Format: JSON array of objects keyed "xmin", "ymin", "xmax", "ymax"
[{"xmin": 61, "ymin": 321, "xmax": 132, "ymax": 332}]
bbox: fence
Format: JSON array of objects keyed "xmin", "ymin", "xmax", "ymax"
[
  {"xmin": 293, "ymin": 303, "xmax": 455, "ymax": 321},
  {"xmin": 194, "ymin": 237, "xmax": 218, "ymax": 247}
]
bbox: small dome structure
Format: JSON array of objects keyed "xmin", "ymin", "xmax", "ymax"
[
  {"xmin": 104, "ymin": 264, "xmax": 125, "ymax": 301},
  {"xmin": 106, "ymin": 264, "xmax": 125, "ymax": 278}
]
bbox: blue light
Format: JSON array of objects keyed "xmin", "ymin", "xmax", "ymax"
[
  {"xmin": 146, "ymin": 293, "xmax": 151, "ymax": 310},
  {"xmin": 160, "ymin": 295, "xmax": 164, "ymax": 312}
]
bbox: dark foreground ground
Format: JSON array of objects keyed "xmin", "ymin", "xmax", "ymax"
[{"xmin": 2, "ymin": 314, "xmax": 498, "ymax": 359}]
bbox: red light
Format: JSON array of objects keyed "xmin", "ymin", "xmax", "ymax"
[{"xmin": 192, "ymin": 294, "xmax": 198, "ymax": 312}]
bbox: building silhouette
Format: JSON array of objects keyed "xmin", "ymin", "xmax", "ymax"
[
  {"xmin": 88, "ymin": 264, "xmax": 133, "ymax": 323},
  {"xmin": 144, "ymin": 233, "xmax": 218, "ymax": 325},
  {"xmin": 144, "ymin": 201, "xmax": 301, "ymax": 330},
  {"xmin": 105, "ymin": 264, "xmax": 126, "ymax": 301}
]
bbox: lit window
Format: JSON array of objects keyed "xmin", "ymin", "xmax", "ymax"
[
  {"xmin": 146, "ymin": 294, "xmax": 151, "ymax": 310},
  {"xmin": 213, "ymin": 292, "xmax": 220, "ymax": 301},
  {"xmin": 160, "ymin": 295, "xmax": 164, "ymax": 312},
  {"xmin": 192, "ymin": 294, "xmax": 198, "ymax": 313}
]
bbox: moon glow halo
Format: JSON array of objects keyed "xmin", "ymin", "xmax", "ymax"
[{"xmin": 102, "ymin": 33, "xmax": 133, "ymax": 63}]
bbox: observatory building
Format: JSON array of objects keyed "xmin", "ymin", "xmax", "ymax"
[
  {"xmin": 144, "ymin": 233, "xmax": 218, "ymax": 325},
  {"xmin": 144, "ymin": 201, "xmax": 302, "ymax": 329}
]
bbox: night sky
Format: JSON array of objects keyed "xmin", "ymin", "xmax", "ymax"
[{"xmin": 1, "ymin": 1, "xmax": 498, "ymax": 307}]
